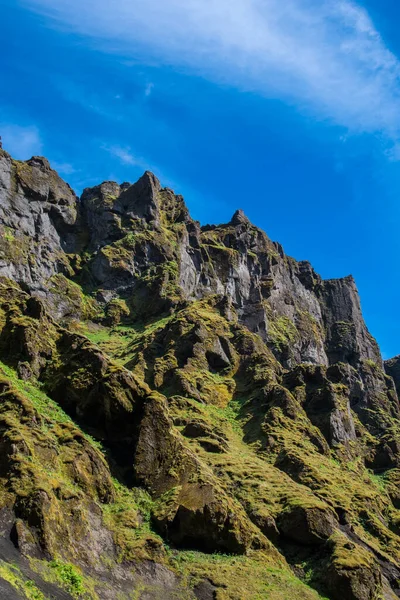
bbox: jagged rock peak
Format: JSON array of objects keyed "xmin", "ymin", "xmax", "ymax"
[
  {"xmin": 230, "ymin": 208, "xmax": 250, "ymax": 226},
  {"xmin": 26, "ymin": 156, "xmax": 52, "ymax": 170},
  {"xmin": 139, "ymin": 170, "xmax": 161, "ymax": 191},
  {"xmin": 118, "ymin": 170, "xmax": 169, "ymax": 225}
]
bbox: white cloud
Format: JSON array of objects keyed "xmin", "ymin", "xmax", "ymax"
[
  {"xmin": 21, "ymin": 0, "xmax": 400, "ymax": 142},
  {"xmin": 0, "ymin": 124, "xmax": 42, "ymax": 159},
  {"xmin": 102, "ymin": 144, "xmax": 139, "ymax": 166}
]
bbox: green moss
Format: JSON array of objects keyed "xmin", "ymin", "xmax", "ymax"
[
  {"xmin": 105, "ymin": 298, "xmax": 130, "ymax": 325},
  {"xmin": 136, "ymin": 260, "xmax": 182, "ymax": 306},
  {"xmin": 24, "ymin": 580, "xmax": 46, "ymax": 600},
  {"xmin": 203, "ymin": 242, "xmax": 239, "ymax": 256},
  {"xmin": 48, "ymin": 560, "xmax": 85, "ymax": 598},
  {"xmin": 0, "ymin": 359, "xmax": 161, "ymax": 569},
  {"xmin": 295, "ymin": 310, "xmax": 324, "ymax": 348},
  {"xmin": 0, "ymin": 361, "xmax": 102, "ymax": 451},
  {"xmin": 267, "ymin": 315, "xmax": 299, "ymax": 351},
  {"xmin": 330, "ymin": 321, "xmax": 355, "ymax": 350},
  {"xmin": 363, "ymin": 358, "xmax": 380, "ymax": 374},
  {"xmin": 48, "ymin": 274, "xmax": 98, "ymax": 321},
  {"xmin": 3, "ymin": 228, "xmax": 15, "ymax": 242},
  {"xmin": 0, "ymin": 562, "xmax": 46, "ymax": 600},
  {"xmin": 168, "ymin": 550, "xmax": 326, "ymax": 600},
  {"xmin": 102, "ymin": 479, "xmax": 164, "ymax": 563},
  {"xmin": 328, "ymin": 531, "xmax": 374, "ymax": 569},
  {"xmin": 0, "ymin": 226, "xmax": 30, "ymax": 262}
]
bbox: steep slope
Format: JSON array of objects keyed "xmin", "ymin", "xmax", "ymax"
[{"xmin": 1, "ymin": 147, "xmax": 400, "ymax": 600}]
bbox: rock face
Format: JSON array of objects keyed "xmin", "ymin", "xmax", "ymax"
[
  {"xmin": 0, "ymin": 147, "xmax": 400, "ymax": 600},
  {"xmin": 0, "ymin": 153, "xmax": 78, "ymax": 289},
  {"xmin": 385, "ymin": 355, "xmax": 400, "ymax": 396}
]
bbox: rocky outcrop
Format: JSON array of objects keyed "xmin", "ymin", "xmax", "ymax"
[
  {"xmin": 278, "ymin": 504, "xmax": 337, "ymax": 546},
  {"xmin": 320, "ymin": 276, "xmax": 381, "ymax": 367},
  {"xmin": 0, "ymin": 373, "xmax": 115, "ymax": 565},
  {"xmin": 0, "ymin": 151, "xmax": 78, "ymax": 293},
  {"xmin": 135, "ymin": 395, "xmax": 264, "ymax": 553},
  {"xmin": 324, "ymin": 532, "xmax": 383, "ymax": 600},
  {"xmin": 385, "ymin": 355, "xmax": 400, "ymax": 396}
]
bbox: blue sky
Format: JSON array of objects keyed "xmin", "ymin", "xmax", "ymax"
[{"xmin": 1, "ymin": 0, "xmax": 400, "ymax": 358}]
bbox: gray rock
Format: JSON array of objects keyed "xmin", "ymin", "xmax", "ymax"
[
  {"xmin": 385, "ymin": 355, "xmax": 400, "ymax": 397},
  {"xmin": 0, "ymin": 150, "xmax": 78, "ymax": 298}
]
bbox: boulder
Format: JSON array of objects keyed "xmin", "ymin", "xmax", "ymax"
[{"xmin": 278, "ymin": 504, "xmax": 337, "ymax": 545}]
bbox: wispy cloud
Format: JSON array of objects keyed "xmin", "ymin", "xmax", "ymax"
[
  {"xmin": 145, "ymin": 82, "xmax": 154, "ymax": 97},
  {"xmin": 102, "ymin": 144, "xmax": 140, "ymax": 166},
  {"xmin": 0, "ymin": 123, "xmax": 42, "ymax": 159},
  {"xmin": 51, "ymin": 161, "xmax": 76, "ymax": 175},
  {"xmin": 55, "ymin": 79, "xmax": 124, "ymax": 121},
  {"xmin": 100, "ymin": 143, "xmax": 178, "ymax": 188},
  {"xmin": 21, "ymin": 0, "xmax": 400, "ymax": 144}
]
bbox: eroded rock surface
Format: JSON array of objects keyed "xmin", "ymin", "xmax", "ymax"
[{"xmin": 0, "ymin": 148, "xmax": 399, "ymax": 600}]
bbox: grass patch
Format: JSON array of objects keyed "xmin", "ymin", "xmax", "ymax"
[
  {"xmin": 48, "ymin": 560, "xmax": 85, "ymax": 598},
  {"xmin": 168, "ymin": 549, "xmax": 327, "ymax": 600}
]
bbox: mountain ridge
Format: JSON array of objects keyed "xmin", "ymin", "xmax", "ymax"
[{"xmin": 0, "ymin": 147, "xmax": 400, "ymax": 600}]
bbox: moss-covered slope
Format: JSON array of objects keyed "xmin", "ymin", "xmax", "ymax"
[{"xmin": 1, "ymin": 149, "xmax": 400, "ymax": 599}]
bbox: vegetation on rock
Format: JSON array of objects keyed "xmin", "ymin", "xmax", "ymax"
[{"xmin": 0, "ymin": 148, "xmax": 399, "ymax": 599}]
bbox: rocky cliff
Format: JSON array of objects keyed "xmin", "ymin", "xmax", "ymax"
[{"xmin": 0, "ymin": 147, "xmax": 400, "ymax": 600}]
